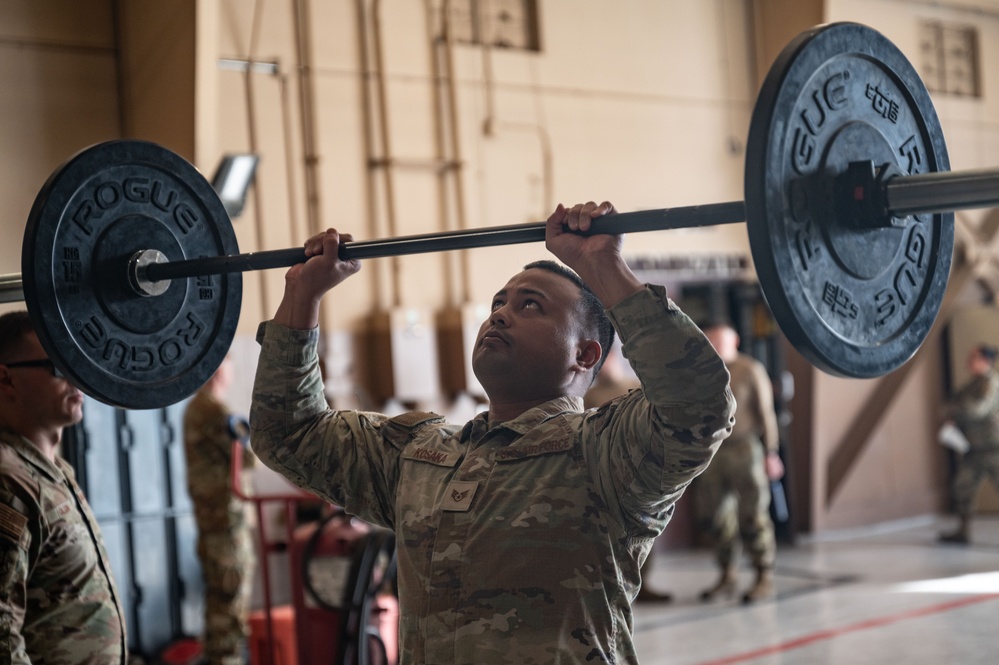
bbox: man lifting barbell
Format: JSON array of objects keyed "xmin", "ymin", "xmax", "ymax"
[{"xmin": 249, "ymin": 201, "xmax": 737, "ymax": 663}]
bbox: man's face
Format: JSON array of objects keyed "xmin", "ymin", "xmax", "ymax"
[
  {"xmin": 704, "ymin": 326, "xmax": 738, "ymax": 362},
  {"xmin": 472, "ymin": 268, "xmax": 587, "ymax": 399},
  {"xmin": 5, "ymin": 333, "xmax": 84, "ymax": 428},
  {"xmin": 214, "ymin": 356, "xmax": 234, "ymax": 393},
  {"xmin": 968, "ymin": 349, "xmax": 993, "ymax": 376}
]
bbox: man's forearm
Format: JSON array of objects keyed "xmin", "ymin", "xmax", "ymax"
[
  {"xmin": 273, "ymin": 284, "xmax": 322, "ymax": 330},
  {"xmin": 249, "ymin": 321, "xmax": 327, "ymax": 477},
  {"xmin": 573, "ymin": 256, "xmax": 645, "ymax": 310}
]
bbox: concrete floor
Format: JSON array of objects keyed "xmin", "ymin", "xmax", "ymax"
[{"xmin": 632, "ymin": 515, "xmax": 999, "ymax": 665}]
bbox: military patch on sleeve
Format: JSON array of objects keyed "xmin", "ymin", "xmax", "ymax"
[{"xmin": 0, "ymin": 503, "xmax": 27, "ymax": 544}]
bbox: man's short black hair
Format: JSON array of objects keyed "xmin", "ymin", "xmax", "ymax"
[
  {"xmin": 977, "ymin": 344, "xmax": 998, "ymax": 364},
  {"xmin": 522, "ymin": 260, "xmax": 615, "ymax": 380},
  {"xmin": 0, "ymin": 311, "xmax": 36, "ymax": 363}
]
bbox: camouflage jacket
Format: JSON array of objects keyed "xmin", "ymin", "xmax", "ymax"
[
  {"xmin": 947, "ymin": 369, "xmax": 999, "ymax": 453},
  {"xmin": 183, "ymin": 390, "xmax": 255, "ymax": 531},
  {"xmin": 725, "ymin": 353, "xmax": 779, "ymax": 452},
  {"xmin": 251, "ymin": 285, "xmax": 734, "ymax": 664},
  {"xmin": 0, "ymin": 430, "xmax": 126, "ymax": 665}
]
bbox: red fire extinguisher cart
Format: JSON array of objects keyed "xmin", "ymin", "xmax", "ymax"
[
  {"xmin": 231, "ymin": 442, "xmax": 399, "ymax": 665},
  {"xmin": 292, "ymin": 511, "xmax": 398, "ymax": 664}
]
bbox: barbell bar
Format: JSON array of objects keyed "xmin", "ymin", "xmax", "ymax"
[
  {"xmin": 3, "ymin": 163, "xmax": 995, "ymax": 296},
  {"xmin": 0, "ymin": 274, "xmax": 23, "ymax": 304},
  {"xmin": 131, "ymin": 164, "xmax": 999, "ymax": 284},
  {"xmin": 0, "ymin": 201, "xmax": 749, "ymax": 301},
  {"xmin": 4, "ymin": 162, "xmax": 995, "ymax": 295},
  {"xmin": 137, "ymin": 201, "xmax": 750, "ymax": 283},
  {"xmin": 5, "ymin": 21, "xmax": 999, "ymax": 410}
]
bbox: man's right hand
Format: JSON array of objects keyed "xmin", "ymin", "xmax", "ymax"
[
  {"xmin": 273, "ymin": 228, "xmax": 362, "ymax": 329},
  {"xmin": 546, "ymin": 202, "xmax": 643, "ymax": 310}
]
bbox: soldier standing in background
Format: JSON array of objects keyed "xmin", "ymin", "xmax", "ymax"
[
  {"xmin": 0, "ymin": 310, "xmax": 127, "ymax": 664},
  {"xmin": 695, "ymin": 321, "xmax": 783, "ymax": 604},
  {"xmin": 184, "ymin": 356, "xmax": 257, "ymax": 665},
  {"xmin": 939, "ymin": 344, "xmax": 999, "ymax": 545}
]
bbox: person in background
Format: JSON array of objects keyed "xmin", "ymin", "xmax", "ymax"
[
  {"xmin": 695, "ymin": 320, "xmax": 783, "ymax": 604},
  {"xmin": 184, "ymin": 356, "xmax": 257, "ymax": 665},
  {"xmin": 250, "ymin": 201, "xmax": 735, "ymax": 663},
  {"xmin": 0, "ymin": 310, "xmax": 127, "ymax": 663},
  {"xmin": 584, "ymin": 344, "xmax": 673, "ymax": 603},
  {"xmin": 939, "ymin": 343, "xmax": 999, "ymax": 545},
  {"xmin": 583, "ymin": 342, "xmax": 640, "ymax": 410}
]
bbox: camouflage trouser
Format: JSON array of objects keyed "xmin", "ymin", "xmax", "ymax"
[
  {"xmin": 693, "ymin": 437, "xmax": 776, "ymax": 569},
  {"xmin": 952, "ymin": 450, "xmax": 999, "ymax": 518},
  {"xmin": 198, "ymin": 526, "xmax": 256, "ymax": 665}
]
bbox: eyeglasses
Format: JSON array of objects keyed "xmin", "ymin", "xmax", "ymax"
[{"xmin": 4, "ymin": 359, "xmax": 64, "ymax": 379}]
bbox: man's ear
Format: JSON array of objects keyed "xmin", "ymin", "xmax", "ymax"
[
  {"xmin": 575, "ymin": 339, "xmax": 602, "ymax": 372},
  {"xmin": 0, "ymin": 366, "xmax": 15, "ymax": 395}
]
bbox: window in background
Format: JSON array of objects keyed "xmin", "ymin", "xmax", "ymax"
[
  {"xmin": 919, "ymin": 20, "xmax": 980, "ymax": 98},
  {"xmin": 446, "ymin": 0, "xmax": 541, "ymax": 52}
]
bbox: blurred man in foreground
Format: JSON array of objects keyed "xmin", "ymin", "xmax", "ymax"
[{"xmin": 0, "ymin": 310, "xmax": 127, "ymax": 663}]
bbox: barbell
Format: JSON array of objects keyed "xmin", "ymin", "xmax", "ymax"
[{"xmin": 3, "ymin": 22, "xmax": 998, "ymax": 410}]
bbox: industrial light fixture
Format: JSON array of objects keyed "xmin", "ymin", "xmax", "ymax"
[{"xmin": 211, "ymin": 153, "xmax": 259, "ymax": 219}]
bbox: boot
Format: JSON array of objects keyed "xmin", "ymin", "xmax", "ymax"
[
  {"xmin": 636, "ymin": 550, "xmax": 673, "ymax": 603},
  {"xmin": 636, "ymin": 587, "xmax": 674, "ymax": 603},
  {"xmin": 741, "ymin": 566, "xmax": 774, "ymax": 604},
  {"xmin": 938, "ymin": 517, "xmax": 970, "ymax": 544},
  {"xmin": 699, "ymin": 566, "xmax": 736, "ymax": 602}
]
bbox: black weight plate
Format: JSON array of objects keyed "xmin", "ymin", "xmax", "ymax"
[
  {"xmin": 746, "ymin": 22, "xmax": 953, "ymax": 378},
  {"xmin": 22, "ymin": 140, "xmax": 241, "ymax": 409}
]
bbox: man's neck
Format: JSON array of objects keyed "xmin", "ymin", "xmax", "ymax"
[
  {"xmin": 483, "ymin": 376, "xmax": 589, "ymax": 426},
  {"xmin": 487, "ymin": 393, "xmax": 584, "ymax": 427},
  {"xmin": 1, "ymin": 417, "xmax": 62, "ymax": 462},
  {"xmin": 25, "ymin": 427, "xmax": 62, "ymax": 462},
  {"xmin": 490, "ymin": 393, "xmax": 568, "ymax": 426}
]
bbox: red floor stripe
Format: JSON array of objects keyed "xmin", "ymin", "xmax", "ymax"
[{"xmin": 692, "ymin": 593, "xmax": 999, "ymax": 665}]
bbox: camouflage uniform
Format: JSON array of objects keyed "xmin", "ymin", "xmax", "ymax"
[
  {"xmin": 693, "ymin": 353, "xmax": 778, "ymax": 571},
  {"xmin": 183, "ymin": 390, "xmax": 256, "ymax": 665},
  {"xmin": 251, "ymin": 285, "xmax": 734, "ymax": 664},
  {"xmin": 0, "ymin": 429, "xmax": 127, "ymax": 664},
  {"xmin": 583, "ymin": 374, "xmax": 639, "ymax": 410},
  {"xmin": 945, "ymin": 368, "xmax": 999, "ymax": 520}
]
